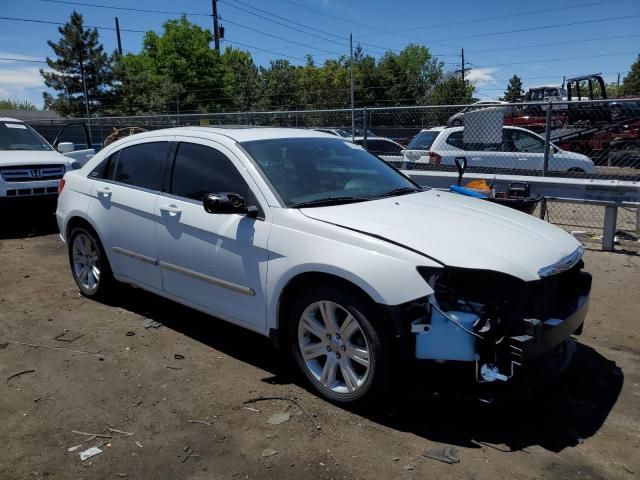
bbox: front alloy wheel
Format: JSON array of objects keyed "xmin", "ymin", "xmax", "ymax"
[
  {"xmin": 298, "ymin": 301, "xmax": 371, "ymax": 394},
  {"xmin": 289, "ymin": 286, "xmax": 388, "ymax": 404}
]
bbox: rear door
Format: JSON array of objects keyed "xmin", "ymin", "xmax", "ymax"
[
  {"xmin": 155, "ymin": 138, "xmax": 271, "ymax": 332},
  {"xmin": 88, "ymin": 140, "xmax": 170, "ymax": 290},
  {"xmin": 501, "ymin": 128, "xmax": 544, "ymax": 171}
]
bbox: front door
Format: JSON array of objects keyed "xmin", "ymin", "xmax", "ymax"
[{"xmin": 155, "ymin": 139, "xmax": 271, "ymax": 332}]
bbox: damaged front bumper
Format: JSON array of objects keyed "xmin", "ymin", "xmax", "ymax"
[{"xmin": 383, "ymin": 264, "xmax": 592, "ymax": 384}]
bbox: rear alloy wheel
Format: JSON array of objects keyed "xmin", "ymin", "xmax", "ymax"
[
  {"xmin": 289, "ymin": 287, "xmax": 388, "ymax": 404},
  {"xmin": 68, "ymin": 227, "xmax": 114, "ymax": 299}
]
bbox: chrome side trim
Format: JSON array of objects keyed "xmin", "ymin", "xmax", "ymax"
[
  {"xmin": 112, "ymin": 246, "xmax": 158, "ymax": 266},
  {"xmin": 159, "ymin": 261, "xmax": 255, "ymax": 296}
]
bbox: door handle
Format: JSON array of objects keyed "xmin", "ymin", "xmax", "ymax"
[
  {"xmin": 159, "ymin": 204, "xmax": 182, "ymax": 215},
  {"xmin": 96, "ymin": 186, "xmax": 112, "ymax": 197}
]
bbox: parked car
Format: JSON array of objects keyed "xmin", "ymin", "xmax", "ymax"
[
  {"xmin": 353, "ymin": 136, "xmax": 405, "ymax": 162},
  {"xmin": 0, "ymin": 117, "xmax": 92, "ymax": 212},
  {"xmin": 57, "ymin": 127, "xmax": 591, "ymax": 404},
  {"xmin": 403, "ymin": 126, "xmax": 597, "ymax": 173},
  {"xmin": 447, "ymin": 101, "xmax": 510, "ymax": 127},
  {"xmin": 313, "ymin": 128, "xmax": 351, "ymax": 138}
]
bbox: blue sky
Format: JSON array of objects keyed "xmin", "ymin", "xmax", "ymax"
[{"xmin": 1, "ymin": 0, "xmax": 639, "ymax": 109}]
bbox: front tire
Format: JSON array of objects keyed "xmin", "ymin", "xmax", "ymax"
[
  {"xmin": 68, "ymin": 227, "xmax": 115, "ymax": 299},
  {"xmin": 287, "ymin": 286, "xmax": 389, "ymax": 405}
]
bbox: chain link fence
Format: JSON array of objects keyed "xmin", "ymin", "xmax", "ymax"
[{"xmin": 27, "ymin": 98, "xmax": 640, "ymax": 247}]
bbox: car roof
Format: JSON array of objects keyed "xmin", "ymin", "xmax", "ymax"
[
  {"xmin": 0, "ymin": 117, "xmax": 25, "ymax": 123},
  {"xmin": 419, "ymin": 125, "xmax": 534, "ymax": 135},
  {"xmin": 125, "ymin": 126, "xmax": 337, "ymax": 143}
]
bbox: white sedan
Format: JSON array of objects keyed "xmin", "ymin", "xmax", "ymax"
[
  {"xmin": 403, "ymin": 126, "xmax": 597, "ymax": 173},
  {"xmin": 56, "ymin": 127, "xmax": 591, "ymax": 404}
]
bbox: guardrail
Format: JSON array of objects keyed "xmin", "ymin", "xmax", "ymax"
[{"xmin": 403, "ymin": 169, "xmax": 640, "ymax": 252}]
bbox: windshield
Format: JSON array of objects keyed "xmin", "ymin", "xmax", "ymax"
[
  {"xmin": 407, "ymin": 130, "xmax": 439, "ymax": 150},
  {"xmin": 241, "ymin": 137, "xmax": 420, "ymax": 207},
  {"xmin": 0, "ymin": 122, "xmax": 52, "ymax": 151}
]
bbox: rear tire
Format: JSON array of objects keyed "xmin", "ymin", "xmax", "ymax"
[
  {"xmin": 68, "ymin": 226, "xmax": 115, "ymax": 299},
  {"xmin": 287, "ymin": 285, "xmax": 390, "ymax": 405}
]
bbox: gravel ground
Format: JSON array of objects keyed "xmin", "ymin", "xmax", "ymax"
[{"xmin": 1, "ymin": 215, "xmax": 639, "ymax": 480}]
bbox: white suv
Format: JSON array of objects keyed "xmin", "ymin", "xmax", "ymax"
[
  {"xmin": 403, "ymin": 126, "xmax": 596, "ymax": 173},
  {"xmin": 0, "ymin": 117, "xmax": 89, "ymax": 212},
  {"xmin": 56, "ymin": 127, "xmax": 591, "ymax": 404}
]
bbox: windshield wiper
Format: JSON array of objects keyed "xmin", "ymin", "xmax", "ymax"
[
  {"xmin": 292, "ymin": 196, "xmax": 369, "ymax": 208},
  {"xmin": 374, "ymin": 187, "xmax": 421, "ymax": 199}
]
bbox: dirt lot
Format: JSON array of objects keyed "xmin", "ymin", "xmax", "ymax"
[{"xmin": 1, "ymin": 216, "xmax": 639, "ymax": 480}]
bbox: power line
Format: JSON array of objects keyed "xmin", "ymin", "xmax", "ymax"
[
  {"xmin": 401, "ymin": 0, "xmax": 623, "ymax": 33},
  {"xmin": 421, "ymin": 14, "xmax": 640, "ymax": 44},
  {"xmin": 0, "ymin": 57, "xmax": 47, "ymax": 63},
  {"xmin": 222, "ymin": 39, "xmax": 306, "ymax": 62},
  {"xmin": 220, "ymin": 0, "xmax": 397, "ymax": 55},
  {"xmin": 471, "ymin": 51, "xmax": 635, "ymax": 69},
  {"xmin": 37, "ymin": 0, "xmax": 210, "ymax": 16},
  {"xmin": 0, "ymin": 15, "xmax": 149, "ymax": 33},
  {"xmin": 220, "ymin": 0, "xmax": 346, "ymax": 44},
  {"xmin": 467, "ymin": 33, "xmax": 640, "ymax": 54},
  {"xmin": 219, "ymin": 17, "xmax": 344, "ymax": 56}
]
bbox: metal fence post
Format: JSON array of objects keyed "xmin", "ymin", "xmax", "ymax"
[
  {"xmin": 603, "ymin": 206, "xmax": 618, "ymax": 251},
  {"xmin": 362, "ymin": 107, "xmax": 368, "ymax": 148},
  {"xmin": 542, "ymin": 101, "xmax": 552, "ymax": 177}
]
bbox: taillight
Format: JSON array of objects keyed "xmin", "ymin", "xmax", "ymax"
[
  {"xmin": 428, "ymin": 150, "xmax": 442, "ymax": 165},
  {"xmin": 58, "ymin": 178, "xmax": 65, "ymax": 193}
]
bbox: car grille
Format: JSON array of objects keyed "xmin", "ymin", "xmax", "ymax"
[
  {"xmin": 0, "ymin": 165, "xmax": 66, "ymax": 182},
  {"xmin": 5, "ymin": 187, "xmax": 59, "ymax": 197}
]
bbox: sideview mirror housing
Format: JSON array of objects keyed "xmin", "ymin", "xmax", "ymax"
[
  {"xmin": 203, "ymin": 192, "xmax": 258, "ymax": 217},
  {"xmin": 57, "ymin": 142, "xmax": 75, "ymax": 153}
]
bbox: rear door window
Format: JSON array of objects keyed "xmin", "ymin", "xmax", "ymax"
[{"xmin": 109, "ymin": 142, "xmax": 169, "ymax": 191}]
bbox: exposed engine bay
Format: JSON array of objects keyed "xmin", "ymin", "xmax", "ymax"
[{"xmin": 410, "ymin": 261, "xmax": 592, "ymax": 383}]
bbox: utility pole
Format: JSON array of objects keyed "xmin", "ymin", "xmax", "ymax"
[
  {"xmin": 617, "ymin": 72, "xmax": 621, "ymax": 86},
  {"xmin": 212, "ymin": 0, "xmax": 220, "ymax": 53},
  {"xmin": 115, "ymin": 17, "xmax": 122, "ymax": 55},
  {"xmin": 350, "ymin": 33, "xmax": 355, "ymax": 141},
  {"xmin": 461, "ymin": 48, "xmax": 465, "ymax": 85}
]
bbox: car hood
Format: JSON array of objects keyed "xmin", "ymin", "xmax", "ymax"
[
  {"xmin": 0, "ymin": 150, "xmax": 72, "ymax": 167},
  {"xmin": 300, "ymin": 190, "xmax": 581, "ymax": 281}
]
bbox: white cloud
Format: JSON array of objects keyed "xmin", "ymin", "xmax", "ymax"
[
  {"xmin": 0, "ymin": 64, "xmax": 48, "ymax": 108},
  {"xmin": 465, "ymin": 68, "xmax": 498, "ymax": 87}
]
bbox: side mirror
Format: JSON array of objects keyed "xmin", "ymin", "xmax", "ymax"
[
  {"xmin": 203, "ymin": 192, "xmax": 258, "ymax": 217},
  {"xmin": 57, "ymin": 142, "xmax": 75, "ymax": 153}
]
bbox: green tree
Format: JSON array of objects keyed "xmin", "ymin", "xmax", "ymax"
[
  {"xmin": 502, "ymin": 75, "xmax": 523, "ymax": 102},
  {"xmin": 256, "ymin": 60, "xmax": 301, "ymax": 111},
  {"xmin": 377, "ymin": 44, "xmax": 442, "ymax": 106},
  {"xmin": 41, "ymin": 11, "xmax": 113, "ymax": 116},
  {"xmin": 621, "ymin": 53, "xmax": 640, "ymax": 96},
  {"xmin": 221, "ymin": 47, "xmax": 259, "ymax": 111},
  {"xmin": 0, "ymin": 99, "xmax": 37, "ymax": 111},
  {"xmin": 428, "ymin": 74, "xmax": 475, "ymax": 105},
  {"xmin": 112, "ymin": 17, "xmax": 225, "ymax": 115}
]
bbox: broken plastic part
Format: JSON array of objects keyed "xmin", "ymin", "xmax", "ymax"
[{"xmin": 479, "ymin": 364, "xmax": 508, "ymax": 382}]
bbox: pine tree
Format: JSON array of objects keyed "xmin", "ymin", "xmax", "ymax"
[
  {"xmin": 502, "ymin": 75, "xmax": 524, "ymax": 102},
  {"xmin": 621, "ymin": 53, "xmax": 640, "ymax": 96},
  {"xmin": 40, "ymin": 11, "xmax": 113, "ymax": 116}
]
